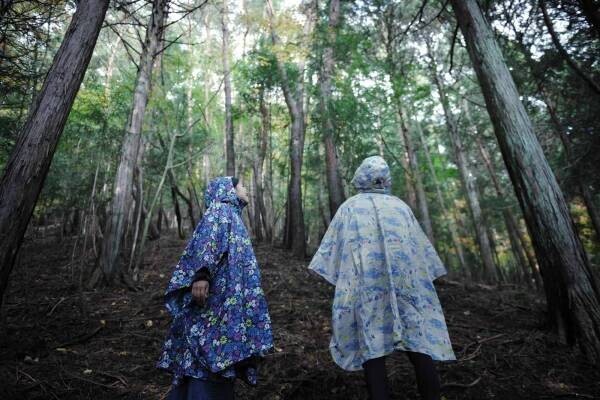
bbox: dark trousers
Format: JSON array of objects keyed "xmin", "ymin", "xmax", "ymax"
[
  {"xmin": 167, "ymin": 377, "xmax": 235, "ymax": 400},
  {"xmin": 363, "ymin": 352, "xmax": 441, "ymax": 400}
]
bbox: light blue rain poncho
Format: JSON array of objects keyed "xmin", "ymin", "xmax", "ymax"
[{"xmin": 309, "ymin": 156, "xmax": 456, "ymax": 371}]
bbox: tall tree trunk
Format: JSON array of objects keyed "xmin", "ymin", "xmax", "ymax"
[
  {"xmin": 396, "ymin": 121, "xmax": 417, "ymax": 211},
  {"xmin": 185, "ymin": 21, "xmax": 201, "ymax": 220},
  {"xmin": 416, "ymin": 120, "xmax": 470, "ymax": 280},
  {"xmin": 475, "ymin": 132, "xmax": 539, "ymax": 286},
  {"xmin": 398, "ymin": 107, "xmax": 434, "ymax": 243},
  {"xmin": 255, "ymin": 90, "xmax": 272, "ymax": 242},
  {"xmin": 0, "ymin": 0, "xmax": 109, "ymax": 307},
  {"xmin": 319, "ymin": 0, "xmax": 345, "ymax": 217},
  {"xmin": 98, "ymin": 0, "xmax": 167, "ymax": 285},
  {"xmin": 221, "ymin": 0, "xmax": 235, "ymax": 176},
  {"xmin": 427, "ymin": 43, "xmax": 498, "ymax": 283},
  {"xmin": 266, "ymin": 0, "xmax": 308, "ymax": 258},
  {"xmin": 451, "ymin": 0, "xmax": 600, "ymax": 363}
]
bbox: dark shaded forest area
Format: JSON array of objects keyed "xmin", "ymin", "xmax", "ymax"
[{"xmin": 1, "ymin": 0, "xmax": 600, "ymax": 399}]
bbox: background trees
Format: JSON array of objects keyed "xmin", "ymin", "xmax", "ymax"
[{"xmin": 1, "ymin": 0, "xmax": 599, "ymax": 360}]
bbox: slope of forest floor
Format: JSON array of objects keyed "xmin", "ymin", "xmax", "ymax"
[{"xmin": 1, "ymin": 231, "xmax": 599, "ymax": 400}]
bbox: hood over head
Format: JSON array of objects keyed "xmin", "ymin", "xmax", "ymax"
[
  {"xmin": 204, "ymin": 176, "xmax": 244, "ymax": 210},
  {"xmin": 350, "ymin": 156, "xmax": 392, "ymax": 194}
]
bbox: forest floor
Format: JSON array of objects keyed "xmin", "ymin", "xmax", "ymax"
[{"xmin": 1, "ymin": 231, "xmax": 599, "ymax": 400}]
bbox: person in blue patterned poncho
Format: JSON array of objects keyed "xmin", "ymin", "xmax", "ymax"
[
  {"xmin": 157, "ymin": 176, "xmax": 273, "ymax": 400},
  {"xmin": 308, "ymin": 156, "xmax": 455, "ymax": 400}
]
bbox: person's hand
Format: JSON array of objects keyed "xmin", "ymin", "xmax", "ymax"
[{"xmin": 192, "ymin": 280, "xmax": 209, "ymax": 306}]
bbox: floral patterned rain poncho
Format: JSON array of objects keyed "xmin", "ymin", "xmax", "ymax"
[
  {"xmin": 157, "ymin": 177, "xmax": 273, "ymax": 385},
  {"xmin": 309, "ymin": 156, "xmax": 455, "ymax": 371}
]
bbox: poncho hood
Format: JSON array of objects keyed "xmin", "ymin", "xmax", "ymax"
[
  {"xmin": 350, "ymin": 155, "xmax": 392, "ymax": 194},
  {"xmin": 204, "ymin": 176, "xmax": 245, "ymax": 212}
]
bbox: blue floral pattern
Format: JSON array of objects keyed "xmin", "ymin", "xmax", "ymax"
[
  {"xmin": 309, "ymin": 156, "xmax": 455, "ymax": 371},
  {"xmin": 157, "ymin": 177, "xmax": 273, "ymax": 385}
]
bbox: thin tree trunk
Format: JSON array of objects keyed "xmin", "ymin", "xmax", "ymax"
[
  {"xmin": 319, "ymin": 0, "xmax": 345, "ymax": 217},
  {"xmin": 255, "ymin": 90, "xmax": 271, "ymax": 241},
  {"xmin": 98, "ymin": 0, "xmax": 167, "ymax": 285},
  {"xmin": 475, "ymin": 135, "xmax": 542, "ymax": 289},
  {"xmin": 185, "ymin": 21, "xmax": 201, "ymax": 220},
  {"xmin": 221, "ymin": 0, "xmax": 235, "ymax": 176},
  {"xmin": 416, "ymin": 120, "xmax": 470, "ymax": 281},
  {"xmin": 266, "ymin": 0, "xmax": 308, "ymax": 258},
  {"xmin": 451, "ymin": 0, "xmax": 600, "ymax": 363},
  {"xmin": 0, "ymin": 0, "xmax": 109, "ymax": 306},
  {"xmin": 133, "ymin": 129, "xmax": 178, "ymax": 279},
  {"xmin": 427, "ymin": 43, "xmax": 498, "ymax": 283},
  {"xmin": 128, "ymin": 160, "xmax": 144, "ymax": 271},
  {"xmin": 398, "ymin": 107, "xmax": 434, "ymax": 243}
]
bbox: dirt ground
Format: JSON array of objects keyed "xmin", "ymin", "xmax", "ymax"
[{"xmin": 1, "ymin": 232, "xmax": 599, "ymax": 400}]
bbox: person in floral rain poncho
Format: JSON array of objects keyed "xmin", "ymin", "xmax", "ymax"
[
  {"xmin": 309, "ymin": 156, "xmax": 455, "ymax": 400},
  {"xmin": 157, "ymin": 176, "xmax": 273, "ymax": 400}
]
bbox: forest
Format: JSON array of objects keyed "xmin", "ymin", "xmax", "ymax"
[{"xmin": 1, "ymin": 0, "xmax": 600, "ymax": 399}]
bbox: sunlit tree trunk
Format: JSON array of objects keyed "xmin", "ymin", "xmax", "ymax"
[
  {"xmin": 318, "ymin": 0, "xmax": 345, "ymax": 217},
  {"xmin": 399, "ymin": 108, "xmax": 434, "ymax": 243},
  {"xmin": 451, "ymin": 0, "xmax": 600, "ymax": 363},
  {"xmin": 427, "ymin": 45, "xmax": 498, "ymax": 283},
  {"xmin": 475, "ymin": 135, "xmax": 542, "ymax": 289},
  {"xmin": 98, "ymin": 0, "xmax": 167, "ymax": 285},
  {"xmin": 266, "ymin": 0, "xmax": 308, "ymax": 258},
  {"xmin": 221, "ymin": 0, "xmax": 235, "ymax": 175},
  {"xmin": 254, "ymin": 90, "xmax": 271, "ymax": 242},
  {"xmin": 0, "ymin": 0, "xmax": 109, "ymax": 306},
  {"xmin": 416, "ymin": 120, "xmax": 470, "ymax": 280}
]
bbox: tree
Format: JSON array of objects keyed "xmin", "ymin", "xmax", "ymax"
[
  {"xmin": 221, "ymin": 0, "xmax": 235, "ymax": 176},
  {"xmin": 451, "ymin": 0, "xmax": 600, "ymax": 363},
  {"xmin": 426, "ymin": 38, "xmax": 498, "ymax": 283},
  {"xmin": 318, "ymin": 0, "xmax": 345, "ymax": 217},
  {"xmin": 0, "ymin": 0, "xmax": 109, "ymax": 307},
  {"xmin": 266, "ymin": 0, "xmax": 310, "ymax": 258},
  {"xmin": 97, "ymin": 0, "xmax": 168, "ymax": 285}
]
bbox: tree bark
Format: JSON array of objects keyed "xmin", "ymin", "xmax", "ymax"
[
  {"xmin": 416, "ymin": 120, "xmax": 470, "ymax": 281},
  {"xmin": 427, "ymin": 44, "xmax": 498, "ymax": 283},
  {"xmin": 266, "ymin": 0, "xmax": 308, "ymax": 258},
  {"xmin": 318, "ymin": 0, "xmax": 345, "ymax": 217},
  {"xmin": 0, "ymin": 0, "xmax": 109, "ymax": 307},
  {"xmin": 475, "ymin": 135, "xmax": 542, "ymax": 288},
  {"xmin": 98, "ymin": 0, "xmax": 167, "ymax": 284},
  {"xmin": 398, "ymin": 108, "xmax": 435, "ymax": 244},
  {"xmin": 254, "ymin": 90, "xmax": 272, "ymax": 242},
  {"xmin": 451, "ymin": 0, "xmax": 600, "ymax": 363},
  {"xmin": 221, "ymin": 0, "xmax": 235, "ymax": 176}
]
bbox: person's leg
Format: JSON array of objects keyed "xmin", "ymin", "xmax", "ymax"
[
  {"xmin": 167, "ymin": 377, "xmax": 235, "ymax": 400},
  {"xmin": 405, "ymin": 351, "xmax": 440, "ymax": 400},
  {"xmin": 363, "ymin": 356, "xmax": 390, "ymax": 400}
]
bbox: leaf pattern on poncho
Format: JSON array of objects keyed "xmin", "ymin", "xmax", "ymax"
[
  {"xmin": 309, "ymin": 156, "xmax": 455, "ymax": 371},
  {"xmin": 157, "ymin": 177, "xmax": 273, "ymax": 385}
]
